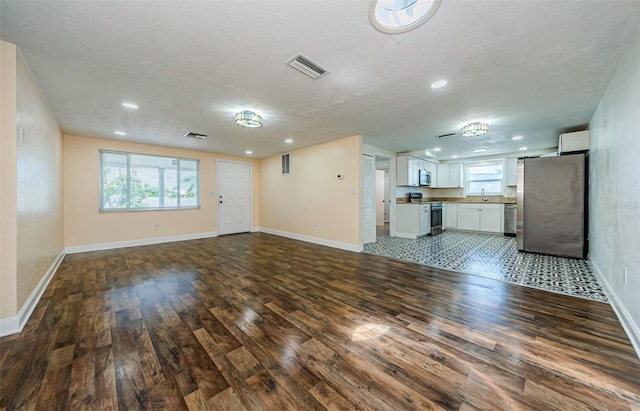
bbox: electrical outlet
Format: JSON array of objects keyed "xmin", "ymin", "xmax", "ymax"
[
  {"xmin": 623, "ymin": 267, "xmax": 628, "ymax": 284},
  {"xmin": 154, "ymin": 224, "xmax": 159, "ymax": 230},
  {"xmin": 315, "ymin": 224, "xmax": 320, "ymax": 231}
]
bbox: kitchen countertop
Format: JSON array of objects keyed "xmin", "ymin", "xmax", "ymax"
[{"xmin": 396, "ymin": 196, "xmax": 517, "ymax": 204}]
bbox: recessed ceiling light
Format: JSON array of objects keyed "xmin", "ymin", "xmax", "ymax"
[
  {"xmin": 245, "ymin": 150, "xmax": 253, "ymax": 155},
  {"xmin": 430, "ymin": 80, "xmax": 447, "ymax": 89},
  {"xmin": 121, "ymin": 102, "xmax": 139, "ymax": 110},
  {"xmin": 519, "ymin": 147, "xmax": 528, "ymax": 151},
  {"xmin": 285, "ymin": 138, "xmax": 293, "ymax": 144},
  {"xmin": 472, "ymin": 148, "xmax": 487, "ymax": 153},
  {"xmin": 452, "ymin": 155, "xmax": 459, "ymax": 159},
  {"xmin": 114, "ymin": 130, "xmax": 126, "ymax": 136},
  {"xmin": 512, "ymin": 135, "xmax": 523, "ymax": 140},
  {"xmin": 433, "ymin": 147, "xmax": 442, "ymax": 152}
]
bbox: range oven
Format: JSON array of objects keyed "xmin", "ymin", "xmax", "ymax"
[{"xmin": 430, "ymin": 201, "xmax": 443, "ymax": 235}]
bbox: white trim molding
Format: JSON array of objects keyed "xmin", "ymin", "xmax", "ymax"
[
  {"xmin": 65, "ymin": 232, "xmax": 217, "ymax": 254},
  {"xmin": 0, "ymin": 250, "xmax": 65, "ymax": 337},
  {"xmin": 257, "ymin": 227, "xmax": 364, "ymax": 253},
  {"xmin": 590, "ymin": 258, "xmax": 640, "ymax": 358}
]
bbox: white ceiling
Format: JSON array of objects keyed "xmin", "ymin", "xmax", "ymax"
[{"xmin": 2, "ymin": 1, "xmax": 639, "ymax": 160}]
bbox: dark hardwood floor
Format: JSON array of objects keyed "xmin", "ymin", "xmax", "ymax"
[{"xmin": 1, "ymin": 232, "xmax": 639, "ymax": 410}]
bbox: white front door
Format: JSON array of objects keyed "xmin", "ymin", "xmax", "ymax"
[
  {"xmin": 362, "ymin": 154, "xmax": 376, "ymax": 244},
  {"xmin": 218, "ymin": 160, "xmax": 251, "ymax": 236}
]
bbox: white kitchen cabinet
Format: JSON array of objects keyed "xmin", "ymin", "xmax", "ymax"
[
  {"xmin": 396, "ymin": 203, "xmax": 431, "ymax": 239},
  {"xmin": 396, "ymin": 155, "xmax": 420, "ymax": 186},
  {"xmin": 449, "ymin": 163, "xmax": 462, "ymax": 188},
  {"xmin": 505, "ymin": 157, "xmax": 518, "ymax": 187},
  {"xmin": 457, "ymin": 203, "xmax": 503, "ymax": 233},
  {"xmin": 445, "ymin": 203, "xmax": 458, "ymax": 228},
  {"xmin": 437, "ymin": 164, "xmax": 449, "ymax": 188},
  {"xmin": 558, "ymin": 130, "xmax": 590, "ymax": 154},
  {"xmin": 437, "ymin": 163, "xmax": 462, "ymax": 188}
]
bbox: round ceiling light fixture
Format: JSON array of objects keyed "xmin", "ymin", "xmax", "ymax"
[
  {"xmin": 235, "ymin": 111, "xmax": 262, "ymax": 128},
  {"xmin": 369, "ymin": 0, "xmax": 442, "ymax": 34},
  {"xmin": 461, "ymin": 122, "xmax": 489, "ymax": 137}
]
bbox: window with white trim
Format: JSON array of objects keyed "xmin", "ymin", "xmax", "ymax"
[
  {"xmin": 100, "ymin": 150, "xmax": 200, "ymax": 211},
  {"xmin": 464, "ymin": 160, "xmax": 504, "ymax": 196}
]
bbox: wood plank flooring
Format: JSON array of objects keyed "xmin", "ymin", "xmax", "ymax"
[{"xmin": 1, "ymin": 232, "xmax": 639, "ymax": 410}]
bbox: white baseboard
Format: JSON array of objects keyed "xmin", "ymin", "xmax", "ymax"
[
  {"xmin": 65, "ymin": 232, "xmax": 218, "ymax": 254},
  {"xmin": 256, "ymin": 227, "xmax": 363, "ymax": 253},
  {"xmin": 0, "ymin": 250, "xmax": 65, "ymax": 337},
  {"xmin": 395, "ymin": 232, "xmax": 418, "ymax": 239},
  {"xmin": 590, "ymin": 258, "xmax": 640, "ymax": 359}
]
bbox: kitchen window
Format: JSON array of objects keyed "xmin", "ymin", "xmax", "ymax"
[
  {"xmin": 100, "ymin": 150, "xmax": 200, "ymax": 211},
  {"xmin": 464, "ymin": 161, "xmax": 504, "ymax": 196}
]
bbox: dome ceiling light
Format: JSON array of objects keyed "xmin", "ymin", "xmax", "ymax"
[
  {"xmin": 461, "ymin": 122, "xmax": 489, "ymax": 137},
  {"xmin": 235, "ymin": 111, "xmax": 262, "ymax": 128},
  {"xmin": 369, "ymin": 0, "xmax": 442, "ymax": 34}
]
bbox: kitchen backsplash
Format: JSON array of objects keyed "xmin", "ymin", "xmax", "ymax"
[{"xmin": 395, "ymin": 186, "xmax": 517, "ymax": 199}]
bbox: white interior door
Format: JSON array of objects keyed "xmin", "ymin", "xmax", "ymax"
[
  {"xmin": 363, "ymin": 154, "xmax": 376, "ymax": 244},
  {"xmin": 375, "ymin": 170, "xmax": 385, "ymax": 226},
  {"xmin": 218, "ymin": 161, "xmax": 251, "ymax": 236}
]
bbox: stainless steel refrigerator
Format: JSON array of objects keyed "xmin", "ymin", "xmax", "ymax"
[{"xmin": 516, "ymin": 153, "xmax": 588, "ymax": 259}]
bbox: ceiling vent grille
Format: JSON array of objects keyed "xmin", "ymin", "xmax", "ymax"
[
  {"xmin": 436, "ymin": 132, "xmax": 458, "ymax": 139},
  {"xmin": 183, "ymin": 131, "xmax": 207, "ymax": 140},
  {"xmin": 285, "ymin": 53, "xmax": 330, "ymax": 79}
]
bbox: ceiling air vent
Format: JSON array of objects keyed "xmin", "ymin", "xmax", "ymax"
[
  {"xmin": 183, "ymin": 131, "xmax": 207, "ymax": 140},
  {"xmin": 436, "ymin": 132, "xmax": 457, "ymax": 139},
  {"xmin": 285, "ymin": 53, "xmax": 330, "ymax": 80}
]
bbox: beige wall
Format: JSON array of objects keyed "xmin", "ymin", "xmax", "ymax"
[
  {"xmin": 1, "ymin": 41, "xmax": 18, "ymax": 318},
  {"xmin": 15, "ymin": 47, "xmax": 65, "ymax": 310},
  {"xmin": 63, "ymin": 134, "xmax": 260, "ymax": 248},
  {"xmin": 259, "ymin": 135, "xmax": 362, "ymax": 246}
]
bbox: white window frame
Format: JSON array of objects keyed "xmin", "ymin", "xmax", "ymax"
[
  {"xmin": 463, "ymin": 160, "xmax": 505, "ymax": 196},
  {"xmin": 99, "ymin": 150, "xmax": 200, "ymax": 212}
]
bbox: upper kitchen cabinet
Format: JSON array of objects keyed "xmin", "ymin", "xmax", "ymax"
[
  {"xmin": 505, "ymin": 158, "xmax": 518, "ymax": 187},
  {"xmin": 558, "ymin": 130, "xmax": 590, "ymax": 154},
  {"xmin": 437, "ymin": 163, "xmax": 462, "ymax": 188},
  {"xmin": 397, "ymin": 155, "xmax": 420, "ymax": 186},
  {"xmin": 425, "ymin": 160, "xmax": 438, "ymax": 187}
]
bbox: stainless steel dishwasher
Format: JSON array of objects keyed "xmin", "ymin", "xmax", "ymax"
[{"xmin": 504, "ymin": 203, "xmax": 517, "ymax": 236}]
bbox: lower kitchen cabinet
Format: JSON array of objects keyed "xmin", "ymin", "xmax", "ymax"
[
  {"xmin": 396, "ymin": 203, "xmax": 431, "ymax": 239},
  {"xmin": 457, "ymin": 203, "xmax": 503, "ymax": 233},
  {"xmin": 445, "ymin": 203, "xmax": 458, "ymax": 229}
]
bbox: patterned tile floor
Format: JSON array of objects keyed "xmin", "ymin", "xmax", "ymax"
[{"xmin": 363, "ymin": 225, "xmax": 608, "ymax": 302}]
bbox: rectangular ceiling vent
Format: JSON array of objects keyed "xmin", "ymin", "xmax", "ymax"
[
  {"xmin": 183, "ymin": 131, "xmax": 207, "ymax": 140},
  {"xmin": 436, "ymin": 132, "xmax": 458, "ymax": 139},
  {"xmin": 285, "ymin": 53, "xmax": 330, "ymax": 80}
]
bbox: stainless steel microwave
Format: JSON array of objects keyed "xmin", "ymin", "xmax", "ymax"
[{"xmin": 419, "ymin": 169, "xmax": 431, "ymax": 186}]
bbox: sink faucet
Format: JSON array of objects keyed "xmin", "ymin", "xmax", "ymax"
[{"xmin": 481, "ymin": 188, "xmax": 488, "ymax": 201}]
